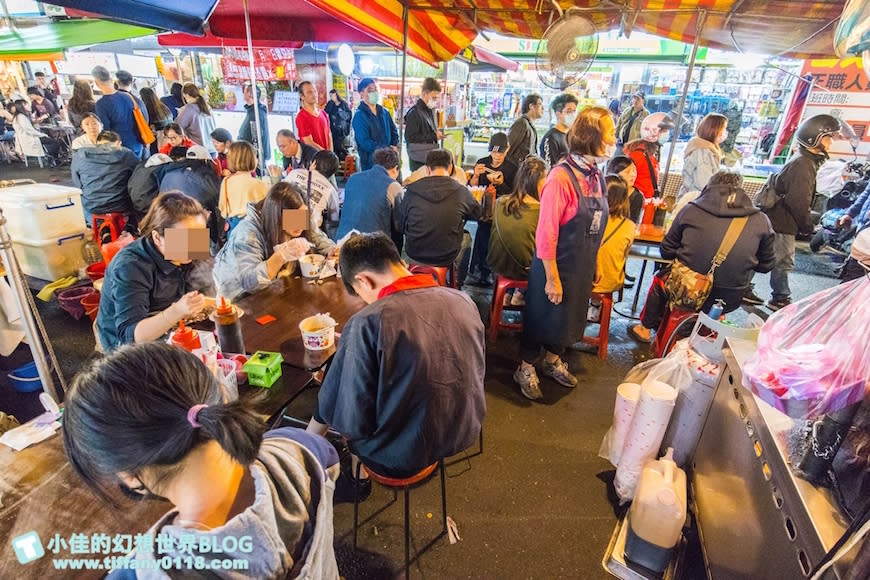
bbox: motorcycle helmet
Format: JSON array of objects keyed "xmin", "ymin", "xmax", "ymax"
[{"xmin": 796, "ymin": 114, "xmax": 844, "ymax": 149}]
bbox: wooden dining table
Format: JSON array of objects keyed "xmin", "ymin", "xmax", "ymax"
[{"xmin": 235, "ymin": 274, "xmax": 366, "ymax": 372}]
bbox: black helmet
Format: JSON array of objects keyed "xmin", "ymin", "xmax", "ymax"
[{"xmin": 796, "ymin": 114, "xmax": 842, "ymax": 149}]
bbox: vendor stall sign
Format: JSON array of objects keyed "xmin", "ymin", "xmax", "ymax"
[
  {"xmin": 800, "ymin": 58, "xmax": 870, "ymax": 158},
  {"xmin": 221, "ymin": 48, "xmax": 296, "ymax": 84}
]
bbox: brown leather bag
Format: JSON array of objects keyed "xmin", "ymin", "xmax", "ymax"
[{"xmin": 124, "ymin": 92, "xmax": 155, "ymax": 146}]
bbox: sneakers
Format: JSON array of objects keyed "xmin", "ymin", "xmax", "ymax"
[
  {"xmin": 540, "ymin": 357, "xmax": 578, "ymax": 388},
  {"xmin": 510, "ymin": 290, "xmax": 525, "ymax": 306},
  {"xmin": 587, "ymin": 302, "xmax": 601, "ymax": 323},
  {"xmin": 513, "ymin": 363, "xmax": 543, "ymax": 400},
  {"xmin": 767, "ymin": 297, "xmax": 792, "ymax": 311},
  {"xmin": 742, "ymin": 290, "xmax": 765, "ymax": 306}
]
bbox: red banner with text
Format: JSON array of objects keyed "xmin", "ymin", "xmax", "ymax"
[{"xmin": 221, "ymin": 48, "xmax": 297, "ymax": 84}]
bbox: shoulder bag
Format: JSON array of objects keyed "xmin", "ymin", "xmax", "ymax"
[
  {"xmin": 664, "ymin": 216, "xmax": 748, "ymax": 311},
  {"xmin": 642, "ymin": 151, "xmax": 661, "ymax": 197},
  {"xmin": 754, "ymin": 172, "xmax": 782, "ymax": 209},
  {"xmin": 124, "ymin": 92, "xmax": 155, "ymax": 146}
]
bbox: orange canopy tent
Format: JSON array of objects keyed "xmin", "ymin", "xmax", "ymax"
[{"xmin": 302, "ymin": 0, "xmax": 846, "ymax": 66}]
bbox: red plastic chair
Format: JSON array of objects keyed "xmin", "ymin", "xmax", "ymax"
[
  {"xmin": 653, "ymin": 307, "xmax": 697, "ymax": 358},
  {"xmin": 408, "ymin": 263, "xmax": 456, "ymax": 288},
  {"xmin": 353, "ymin": 459, "xmax": 447, "ymax": 579},
  {"xmin": 489, "ymin": 275, "xmax": 528, "ymax": 343},
  {"xmin": 582, "ymin": 291, "xmax": 614, "ymax": 359},
  {"xmin": 91, "ymin": 213, "xmax": 127, "ymax": 247}
]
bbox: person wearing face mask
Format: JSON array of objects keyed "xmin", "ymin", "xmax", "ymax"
[
  {"xmin": 351, "ymin": 78, "xmax": 399, "ymax": 171},
  {"xmin": 404, "ymin": 77, "xmax": 444, "ymax": 172},
  {"xmin": 96, "ymin": 193, "xmax": 212, "ymax": 351},
  {"xmin": 540, "ymin": 93, "xmax": 579, "ymax": 167},
  {"xmin": 679, "ymin": 113, "xmax": 727, "ymax": 201},
  {"xmin": 213, "ymin": 182, "xmax": 334, "ymax": 300},
  {"xmin": 513, "ymin": 107, "xmax": 615, "ymax": 397}
]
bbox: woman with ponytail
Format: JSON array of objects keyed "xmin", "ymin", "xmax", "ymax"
[
  {"xmin": 177, "ymin": 83, "xmax": 217, "ymax": 152},
  {"xmin": 63, "ymin": 342, "xmax": 340, "ymax": 578}
]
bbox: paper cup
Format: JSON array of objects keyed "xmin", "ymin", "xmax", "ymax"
[
  {"xmin": 299, "ymin": 254, "xmax": 326, "ymax": 278},
  {"xmin": 299, "ymin": 313, "xmax": 337, "ymax": 350}
]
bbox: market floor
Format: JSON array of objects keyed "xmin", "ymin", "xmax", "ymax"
[{"xmin": 1, "ymin": 164, "xmax": 844, "ymax": 578}]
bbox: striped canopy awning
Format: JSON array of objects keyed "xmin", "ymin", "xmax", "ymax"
[{"xmin": 303, "ymin": 0, "xmax": 846, "ymax": 65}]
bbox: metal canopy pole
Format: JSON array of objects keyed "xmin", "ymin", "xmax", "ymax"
[
  {"xmin": 0, "ymin": 212, "xmax": 59, "ymax": 403},
  {"xmin": 398, "ymin": 2, "xmax": 409, "ymax": 162},
  {"xmin": 243, "ymin": 0, "xmax": 265, "ymax": 174},
  {"xmin": 660, "ymin": 9, "xmax": 707, "ymax": 193}
]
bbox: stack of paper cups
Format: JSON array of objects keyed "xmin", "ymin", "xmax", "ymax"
[
  {"xmin": 603, "ymin": 382, "xmax": 641, "ymax": 466},
  {"xmin": 614, "ymin": 380, "xmax": 678, "ymax": 503}
]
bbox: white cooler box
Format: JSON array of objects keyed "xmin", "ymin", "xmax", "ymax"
[
  {"xmin": 13, "ymin": 230, "xmax": 87, "ymax": 281},
  {"xmin": 0, "ymin": 183, "xmax": 86, "ymax": 241}
]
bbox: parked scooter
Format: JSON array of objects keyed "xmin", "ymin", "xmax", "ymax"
[{"xmin": 810, "ymin": 160, "xmax": 869, "ymax": 256}]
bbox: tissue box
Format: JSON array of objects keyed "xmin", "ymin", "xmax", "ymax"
[{"xmin": 242, "ymin": 351, "xmax": 283, "ymax": 388}]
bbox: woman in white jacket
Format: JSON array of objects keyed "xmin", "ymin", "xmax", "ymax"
[
  {"xmin": 679, "ymin": 113, "xmax": 727, "ymax": 200},
  {"xmin": 11, "ymin": 99, "xmax": 51, "ymax": 160}
]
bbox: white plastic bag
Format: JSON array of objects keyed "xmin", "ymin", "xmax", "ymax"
[
  {"xmin": 613, "ymin": 350, "xmax": 687, "ymax": 503},
  {"xmin": 599, "ymin": 359, "xmax": 661, "ymax": 466}
]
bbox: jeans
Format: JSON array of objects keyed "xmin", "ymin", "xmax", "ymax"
[
  {"xmin": 469, "ymin": 221, "xmax": 492, "ymax": 279},
  {"xmin": 770, "ymin": 233, "xmax": 796, "ymax": 300}
]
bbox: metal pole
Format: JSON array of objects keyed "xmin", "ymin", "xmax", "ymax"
[
  {"xmin": 243, "ymin": 0, "xmax": 266, "ymax": 174},
  {"xmin": 660, "ymin": 10, "xmax": 707, "ymax": 193},
  {"xmin": 398, "ymin": 4, "xmax": 409, "ymax": 165},
  {"xmin": 0, "ymin": 212, "xmax": 59, "ymax": 403}
]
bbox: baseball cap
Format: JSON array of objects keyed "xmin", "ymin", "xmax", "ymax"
[
  {"xmin": 358, "ymin": 78, "xmax": 377, "ymax": 92},
  {"xmin": 186, "ymin": 145, "xmax": 212, "ymax": 160},
  {"xmin": 488, "ymin": 132, "xmax": 509, "ymax": 152},
  {"xmin": 633, "ymin": 91, "xmax": 646, "ymax": 101},
  {"xmin": 210, "ymin": 128, "xmax": 233, "ymax": 143}
]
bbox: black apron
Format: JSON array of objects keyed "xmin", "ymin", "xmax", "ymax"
[{"xmin": 523, "ymin": 156, "xmax": 608, "ymax": 348}]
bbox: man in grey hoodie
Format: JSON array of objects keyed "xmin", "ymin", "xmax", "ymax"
[{"xmin": 70, "ymin": 130, "xmax": 139, "ymax": 224}]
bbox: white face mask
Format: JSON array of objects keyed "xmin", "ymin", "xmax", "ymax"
[
  {"xmin": 367, "ymin": 91, "xmax": 380, "ymax": 105},
  {"xmin": 427, "ymin": 98, "xmax": 439, "ymax": 109},
  {"xmin": 563, "ymin": 112, "xmax": 577, "ymax": 127}
]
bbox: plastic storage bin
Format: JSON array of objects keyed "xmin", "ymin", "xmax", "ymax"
[
  {"xmin": 13, "ymin": 230, "xmax": 87, "ymax": 281},
  {"xmin": 8, "ymin": 361, "xmax": 44, "ymax": 393},
  {"xmin": 0, "ymin": 183, "xmax": 85, "ymax": 240}
]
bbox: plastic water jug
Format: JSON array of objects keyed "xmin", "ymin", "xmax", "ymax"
[{"xmin": 624, "ymin": 447, "xmax": 687, "ymax": 573}]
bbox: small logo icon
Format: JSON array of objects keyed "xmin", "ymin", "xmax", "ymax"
[{"xmin": 12, "ymin": 531, "xmax": 45, "ymax": 564}]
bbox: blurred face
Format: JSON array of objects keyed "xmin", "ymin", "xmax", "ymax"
[
  {"xmin": 31, "ymin": 94, "xmax": 43, "ymax": 104},
  {"xmin": 244, "ymin": 88, "xmax": 254, "ymax": 105},
  {"xmin": 81, "ymin": 116, "xmax": 102, "ymax": 139},
  {"xmin": 361, "ymin": 83, "xmax": 379, "ymax": 105},
  {"xmin": 632, "ymin": 96, "xmax": 643, "ymax": 110},
  {"xmin": 716, "ymin": 125, "xmax": 727, "ymax": 145},
  {"xmin": 556, "ymin": 102, "xmax": 578, "ymax": 127},
  {"xmin": 820, "ymin": 135, "xmax": 834, "ymax": 153},
  {"xmin": 212, "ymin": 138, "xmax": 229, "ymax": 154},
  {"xmin": 424, "ymin": 90, "xmax": 442, "ymax": 107},
  {"xmin": 350, "ymin": 274, "xmax": 381, "ymax": 305},
  {"xmin": 527, "ymin": 99, "xmax": 544, "ymax": 120},
  {"xmin": 600, "ymin": 115, "xmax": 617, "ymax": 153},
  {"xmin": 301, "ymin": 83, "xmax": 318, "ymax": 106},
  {"xmin": 36, "ymin": 75, "xmax": 47, "ymax": 88},
  {"xmin": 165, "ymin": 129, "xmax": 184, "ymax": 147},
  {"xmin": 183, "ymin": 91, "xmax": 197, "ymax": 104},
  {"xmin": 619, "ymin": 163, "xmax": 637, "ymax": 189},
  {"xmin": 490, "ymin": 150, "xmax": 507, "ymax": 166},
  {"xmin": 277, "ymin": 135, "xmax": 299, "ymax": 158},
  {"xmin": 151, "ymin": 215, "xmax": 208, "ymax": 265},
  {"xmin": 330, "ymin": 91, "xmax": 339, "ymax": 102}
]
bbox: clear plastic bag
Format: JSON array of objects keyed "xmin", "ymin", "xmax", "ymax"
[{"xmin": 743, "ymin": 277, "xmax": 870, "ymax": 419}]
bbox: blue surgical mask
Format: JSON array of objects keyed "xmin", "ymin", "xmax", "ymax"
[
  {"xmin": 367, "ymin": 91, "xmax": 380, "ymax": 105},
  {"xmin": 563, "ymin": 112, "xmax": 578, "ymax": 127}
]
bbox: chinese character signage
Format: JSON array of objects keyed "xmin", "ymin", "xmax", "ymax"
[
  {"xmin": 800, "ymin": 58, "xmax": 870, "ymax": 158},
  {"xmin": 221, "ymin": 48, "xmax": 297, "ymax": 84}
]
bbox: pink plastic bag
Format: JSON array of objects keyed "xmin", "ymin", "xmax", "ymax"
[{"xmin": 743, "ymin": 277, "xmax": 870, "ymax": 419}]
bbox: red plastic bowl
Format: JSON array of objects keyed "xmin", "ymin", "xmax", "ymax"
[
  {"xmin": 81, "ymin": 292, "xmax": 101, "ymax": 322},
  {"xmin": 85, "ymin": 261, "xmax": 107, "ymax": 282}
]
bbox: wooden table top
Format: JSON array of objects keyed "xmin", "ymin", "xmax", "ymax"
[
  {"xmin": 0, "ymin": 372, "xmax": 312, "ymax": 577},
  {"xmin": 235, "ymin": 275, "xmax": 366, "ymax": 371},
  {"xmin": 635, "ymin": 223, "xmax": 665, "ymax": 245}
]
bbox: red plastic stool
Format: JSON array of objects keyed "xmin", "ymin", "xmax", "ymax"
[
  {"xmin": 489, "ymin": 275, "xmax": 528, "ymax": 343},
  {"xmin": 653, "ymin": 307, "xmax": 697, "ymax": 357},
  {"xmin": 409, "ymin": 263, "xmax": 456, "ymax": 288},
  {"xmin": 91, "ymin": 213, "xmax": 127, "ymax": 247},
  {"xmin": 582, "ymin": 292, "xmax": 614, "ymax": 359},
  {"xmin": 353, "ymin": 459, "xmax": 447, "ymax": 579}
]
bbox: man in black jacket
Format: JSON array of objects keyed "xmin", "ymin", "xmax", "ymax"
[
  {"xmin": 396, "ymin": 149, "xmax": 482, "ymax": 266},
  {"xmin": 761, "ymin": 114, "xmax": 840, "ymax": 310},
  {"xmin": 630, "ymin": 171, "xmax": 776, "ymax": 343},
  {"xmin": 506, "ymin": 93, "xmax": 543, "ymax": 167},
  {"xmin": 71, "ymin": 131, "xmax": 139, "ymax": 223},
  {"xmin": 404, "ymin": 77, "xmax": 443, "ymax": 171}
]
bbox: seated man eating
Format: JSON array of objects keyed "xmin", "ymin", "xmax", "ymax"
[{"xmin": 307, "ymin": 232, "xmax": 486, "ymax": 496}]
